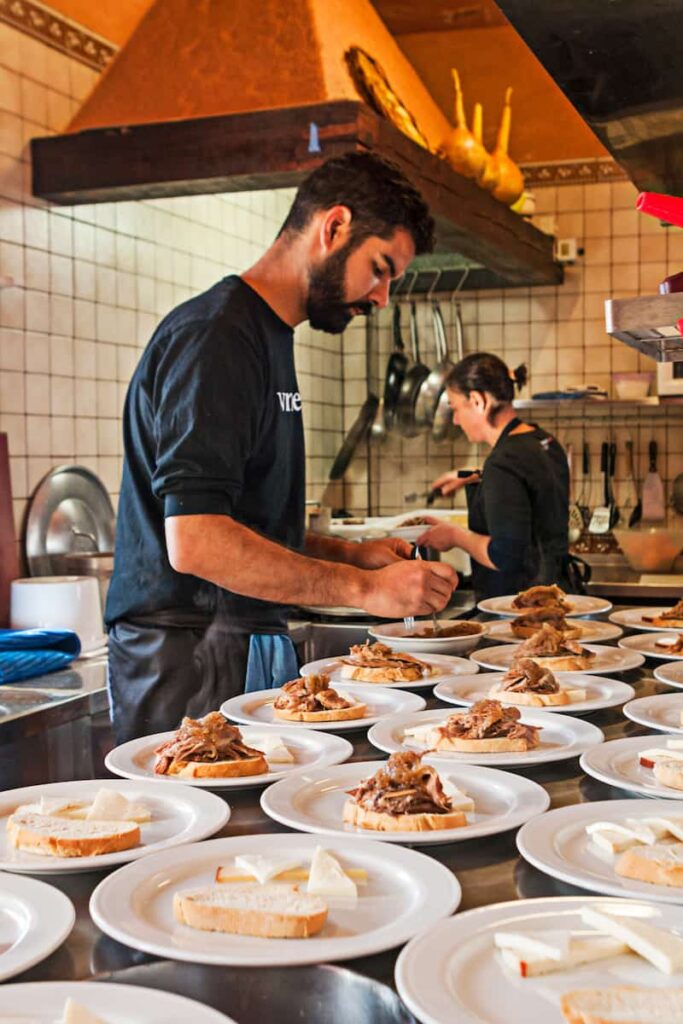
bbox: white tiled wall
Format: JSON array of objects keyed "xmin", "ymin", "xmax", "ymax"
[
  {"xmin": 347, "ymin": 179, "xmax": 683, "ymax": 520},
  {"xmin": 0, "ymin": 19, "xmax": 344, "ymax": 558}
]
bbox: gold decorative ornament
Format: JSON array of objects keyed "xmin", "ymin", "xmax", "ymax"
[
  {"xmin": 345, "ymin": 47, "xmax": 430, "ymax": 151},
  {"xmin": 440, "ymin": 69, "xmax": 488, "ymax": 179},
  {"xmin": 490, "ymin": 87, "xmax": 525, "ymax": 206}
]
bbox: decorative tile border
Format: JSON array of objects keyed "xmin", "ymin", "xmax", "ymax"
[
  {"xmin": 0, "ymin": 0, "xmax": 116, "ymax": 70},
  {"xmin": 521, "ymin": 157, "xmax": 627, "ymax": 187}
]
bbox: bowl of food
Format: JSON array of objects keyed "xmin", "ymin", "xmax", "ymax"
[
  {"xmin": 368, "ymin": 619, "xmax": 487, "ymax": 654},
  {"xmin": 613, "ymin": 526, "xmax": 683, "ymax": 573}
]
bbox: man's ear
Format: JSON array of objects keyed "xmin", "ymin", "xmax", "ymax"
[{"xmin": 318, "ymin": 205, "xmax": 352, "ymax": 254}]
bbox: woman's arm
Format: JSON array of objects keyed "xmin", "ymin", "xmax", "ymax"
[{"xmin": 416, "ymin": 521, "xmax": 498, "ymax": 570}]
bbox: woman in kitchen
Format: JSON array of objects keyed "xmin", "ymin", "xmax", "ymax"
[{"xmin": 417, "ymin": 352, "xmax": 572, "ymax": 600}]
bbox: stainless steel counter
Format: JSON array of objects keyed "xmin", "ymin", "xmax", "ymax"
[{"xmin": 0, "ymin": 617, "xmax": 669, "ymax": 1020}]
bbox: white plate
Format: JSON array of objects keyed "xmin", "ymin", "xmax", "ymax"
[
  {"xmin": 0, "ymin": 873, "xmax": 74, "ymax": 980},
  {"xmin": 655, "ymin": 662, "xmax": 683, "ymax": 689},
  {"xmin": 478, "ymin": 594, "xmax": 612, "ymax": 618},
  {"xmin": 624, "ymin": 693, "xmax": 683, "ymax": 734},
  {"xmin": 368, "ymin": 620, "xmax": 487, "ymax": 655},
  {"xmin": 220, "ymin": 684, "xmax": 426, "ymax": 732},
  {"xmin": 299, "ymin": 652, "xmax": 478, "ymax": 691},
  {"xmin": 260, "ymin": 760, "xmax": 549, "ymax": 845},
  {"xmin": 610, "ymin": 607, "xmax": 683, "ymax": 633},
  {"xmin": 90, "ymin": 833, "xmax": 461, "ymax": 967},
  {"xmin": 434, "ymin": 672, "xmax": 635, "ymax": 716},
  {"xmin": 486, "ymin": 619, "xmax": 623, "ymax": 644},
  {"xmin": 619, "ymin": 632, "xmax": 683, "ymax": 661},
  {"xmin": 105, "ymin": 726, "xmax": 353, "ymax": 789},
  {"xmin": 395, "ymin": 895, "xmax": 683, "ymax": 1024},
  {"xmin": 0, "ymin": 981, "xmax": 235, "ymax": 1022},
  {"xmin": 368, "ymin": 708, "xmax": 603, "ymax": 767},
  {"xmin": 469, "ymin": 643, "xmax": 644, "ymax": 675},
  {"xmin": 0, "ymin": 779, "xmax": 230, "ymax": 874},
  {"xmin": 517, "ymin": 798, "xmax": 683, "ymax": 905},
  {"xmin": 580, "ymin": 735, "xmax": 683, "ymax": 799}
]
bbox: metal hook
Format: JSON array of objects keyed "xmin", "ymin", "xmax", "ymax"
[
  {"xmin": 426, "ymin": 269, "xmax": 443, "ymax": 302},
  {"xmin": 403, "ymin": 270, "xmax": 419, "ymax": 300},
  {"xmin": 451, "ymin": 267, "xmax": 471, "ymax": 298}
]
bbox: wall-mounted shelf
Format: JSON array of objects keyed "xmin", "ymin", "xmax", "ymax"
[
  {"xmin": 605, "ymin": 294, "xmax": 683, "ymax": 362},
  {"xmin": 514, "ymin": 397, "xmax": 683, "ymax": 410}
]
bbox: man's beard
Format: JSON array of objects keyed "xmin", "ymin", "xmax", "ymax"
[{"xmin": 306, "ymin": 243, "xmax": 373, "ymax": 334}]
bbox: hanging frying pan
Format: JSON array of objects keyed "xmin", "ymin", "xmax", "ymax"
[
  {"xmin": 382, "ymin": 303, "xmax": 408, "ymax": 429},
  {"xmin": 328, "ymin": 393, "xmax": 378, "ymax": 480},
  {"xmin": 396, "ymin": 302, "xmax": 430, "ymax": 438}
]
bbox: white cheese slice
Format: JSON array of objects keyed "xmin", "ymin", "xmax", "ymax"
[
  {"xmin": 564, "ymin": 688, "xmax": 587, "ymax": 703},
  {"xmin": 402, "ymin": 723, "xmax": 440, "ymax": 747},
  {"xmin": 441, "ymin": 780, "xmax": 475, "ymax": 813},
  {"xmin": 245, "ymin": 733, "xmax": 294, "ymax": 763},
  {"xmin": 62, "ymin": 998, "xmax": 106, "ymax": 1024},
  {"xmin": 640, "ymin": 816, "xmax": 683, "ymax": 842},
  {"xmin": 581, "ymin": 906, "xmax": 683, "ymax": 975},
  {"xmin": 233, "ymin": 854, "xmax": 302, "ymax": 885},
  {"xmin": 498, "ymin": 934, "xmax": 626, "ymax": 977},
  {"xmin": 590, "ymin": 829, "xmax": 639, "ymax": 855},
  {"xmin": 494, "ymin": 929, "xmax": 571, "ymax": 961},
  {"xmin": 307, "ymin": 846, "xmax": 357, "ymax": 903},
  {"xmin": 85, "ymin": 789, "xmax": 151, "ymax": 823},
  {"xmin": 639, "ymin": 748, "xmax": 683, "ymax": 765}
]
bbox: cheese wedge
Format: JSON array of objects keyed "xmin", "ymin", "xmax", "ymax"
[
  {"xmin": 244, "ymin": 733, "xmax": 294, "ymax": 763},
  {"xmin": 586, "ymin": 817, "xmax": 683, "ymax": 855},
  {"xmin": 497, "ymin": 933, "xmax": 627, "ymax": 978},
  {"xmin": 215, "ymin": 864, "xmax": 368, "ymax": 885},
  {"xmin": 442, "ymin": 781, "xmax": 475, "ymax": 813},
  {"xmin": 494, "ymin": 929, "xmax": 571, "ymax": 961},
  {"xmin": 307, "ymin": 847, "xmax": 357, "ymax": 902},
  {"xmin": 403, "ymin": 724, "xmax": 439, "ymax": 747},
  {"xmin": 580, "ymin": 906, "xmax": 683, "ymax": 974},
  {"xmin": 62, "ymin": 998, "xmax": 106, "ymax": 1024},
  {"xmin": 588, "ymin": 828, "xmax": 640, "ymax": 856},
  {"xmin": 85, "ymin": 789, "xmax": 150, "ymax": 823},
  {"xmin": 233, "ymin": 854, "xmax": 303, "ymax": 885}
]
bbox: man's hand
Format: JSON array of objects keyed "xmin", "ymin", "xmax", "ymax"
[
  {"xmin": 430, "ymin": 470, "xmax": 480, "ymax": 497},
  {"xmin": 416, "ymin": 522, "xmax": 461, "ymax": 552},
  {"xmin": 349, "ymin": 537, "xmax": 412, "ymax": 569},
  {"xmin": 359, "ymin": 560, "xmax": 457, "ymax": 618}
]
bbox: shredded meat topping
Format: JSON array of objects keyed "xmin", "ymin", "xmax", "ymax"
[
  {"xmin": 510, "ymin": 604, "xmax": 577, "ymax": 637},
  {"xmin": 347, "ymin": 751, "xmax": 452, "ymax": 816},
  {"xmin": 515, "ymin": 622, "xmax": 591, "ymax": 659},
  {"xmin": 439, "ymin": 699, "xmax": 540, "ymax": 744},
  {"xmin": 273, "ymin": 673, "xmax": 353, "ymax": 712},
  {"xmin": 154, "ymin": 712, "xmax": 263, "ymax": 774},
  {"xmin": 662, "ymin": 600, "xmax": 683, "ymax": 620},
  {"xmin": 512, "ymin": 584, "xmax": 571, "ymax": 613},
  {"xmin": 501, "ymin": 658, "xmax": 560, "ymax": 694},
  {"xmin": 342, "ymin": 642, "xmax": 430, "ymax": 674}
]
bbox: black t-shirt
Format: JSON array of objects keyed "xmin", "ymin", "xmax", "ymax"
[
  {"xmin": 105, "ymin": 276, "xmax": 305, "ymax": 633},
  {"xmin": 466, "ymin": 420, "xmax": 569, "ymax": 600}
]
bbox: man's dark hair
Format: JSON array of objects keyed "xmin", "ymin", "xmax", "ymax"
[{"xmin": 279, "ymin": 151, "xmax": 435, "ymax": 256}]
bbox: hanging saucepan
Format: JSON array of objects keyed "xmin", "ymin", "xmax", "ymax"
[
  {"xmin": 432, "ymin": 301, "xmax": 464, "ymax": 443},
  {"xmin": 328, "ymin": 393, "xmax": 379, "ymax": 480},
  {"xmin": 396, "ymin": 302, "xmax": 430, "ymax": 438},
  {"xmin": 381, "ymin": 303, "xmax": 408, "ymax": 430},
  {"xmin": 416, "ymin": 299, "xmax": 455, "ymax": 432}
]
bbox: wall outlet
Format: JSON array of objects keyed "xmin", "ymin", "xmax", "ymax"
[{"xmin": 555, "ymin": 237, "xmax": 579, "ymax": 263}]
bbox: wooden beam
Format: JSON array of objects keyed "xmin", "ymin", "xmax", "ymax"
[{"xmin": 31, "ymin": 100, "xmax": 561, "ymax": 286}]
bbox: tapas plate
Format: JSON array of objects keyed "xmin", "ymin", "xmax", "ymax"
[
  {"xmin": 0, "ymin": 873, "xmax": 74, "ymax": 980},
  {"xmin": 609, "ymin": 607, "xmax": 683, "ymax": 633},
  {"xmin": 299, "ymin": 652, "xmax": 478, "ymax": 691},
  {"xmin": 618, "ymin": 632, "xmax": 683, "ymax": 661},
  {"xmin": 623, "ymin": 693, "xmax": 683, "ymax": 734},
  {"xmin": 485, "ymin": 619, "xmax": 622, "ymax": 644},
  {"xmin": 580, "ymin": 735, "xmax": 683, "ymax": 800},
  {"xmin": 478, "ymin": 595, "xmax": 612, "ymax": 618},
  {"xmin": 434, "ymin": 672, "xmax": 635, "ymax": 716},
  {"xmin": 0, "ymin": 981, "xmax": 236, "ymax": 1021},
  {"xmin": 469, "ymin": 644, "xmax": 644, "ymax": 675}
]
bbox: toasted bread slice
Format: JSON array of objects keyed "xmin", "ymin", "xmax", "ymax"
[
  {"xmin": 165, "ymin": 754, "xmax": 268, "ymax": 778},
  {"xmin": 173, "ymin": 883, "xmax": 327, "ymax": 937},
  {"xmin": 654, "ymin": 760, "xmax": 683, "ymax": 792},
  {"xmin": 615, "ymin": 842, "xmax": 683, "ymax": 888},
  {"xmin": 560, "ymin": 986, "xmax": 683, "ymax": 1023},
  {"xmin": 645, "ymin": 616, "xmax": 683, "ymax": 629},
  {"xmin": 340, "ymin": 665, "xmax": 425, "ymax": 683},
  {"xmin": 7, "ymin": 812, "xmax": 140, "ymax": 857},
  {"xmin": 274, "ymin": 702, "xmax": 366, "ymax": 723},
  {"xmin": 488, "ymin": 685, "xmax": 574, "ymax": 707},
  {"xmin": 529, "ymin": 655, "xmax": 594, "ymax": 672},
  {"xmin": 433, "ymin": 734, "xmax": 534, "ymax": 753},
  {"xmin": 343, "ymin": 799, "xmax": 466, "ymax": 832}
]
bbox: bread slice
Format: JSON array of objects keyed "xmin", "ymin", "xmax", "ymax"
[
  {"xmin": 343, "ymin": 799, "xmax": 466, "ymax": 832},
  {"xmin": 654, "ymin": 760, "xmax": 683, "ymax": 792},
  {"xmin": 7, "ymin": 812, "xmax": 140, "ymax": 857},
  {"xmin": 488, "ymin": 685, "xmax": 572, "ymax": 707},
  {"xmin": 173, "ymin": 883, "xmax": 327, "ymax": 937},
  {"xmin": 560, "ymin": 986, "xmax": 683, "ymax": 1023},
  {"xmin": 166, "ymin": 754, "xmax": 268, "ymax": 778},
  {"xmin": 340, "ymin": 665, "xmax": 425, "ymax": 684},
  {"xmin": 529, "ymin": 655, "xmax": 594, "ymax": 672},
  {"xmin": 615, "ymin": 842, "xmax": 683, "ymax": 888},
  {"xmin": 433, "ymin": 734, "xmax": 534, "ymax": 753},
  {"xmin": 646, "ymin": 616, "xmax": 683, "ymax": 629},
  {"xmin": 274, "ymin": 702, "xmax": 366, "ymax": 723}
]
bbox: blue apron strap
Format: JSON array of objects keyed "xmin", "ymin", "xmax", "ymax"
[{"xmin": 245, "ymin": 634, "xmax": 299, "ymax": 693}]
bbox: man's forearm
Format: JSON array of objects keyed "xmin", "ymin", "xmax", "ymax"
[
  {"xmin": 304, "ymin": 531, "xmax": 358, "ymax": 564},
  {"xmin": 166, "ymin": 515, "xmax": 369, "ymax": 606}
]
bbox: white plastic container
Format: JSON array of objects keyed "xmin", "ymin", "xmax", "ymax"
[
  {"xmin": 612, "ymin": 372, "xmax": 653, "ymax": 400},
  {"xmin": 10, "ymin": 575, "xmax": 104, "ymax": 653}
]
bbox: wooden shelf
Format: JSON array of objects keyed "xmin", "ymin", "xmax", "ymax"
[
  {"xmin": 514, "ymin": 397, "xmax": 683, "ymax": 409},
  {"xmin": 31, "ymin": 100, "xmax": 562, "ymax": 288}
]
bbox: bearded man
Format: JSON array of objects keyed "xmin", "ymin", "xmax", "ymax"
[{"xmin": 106, "ymin": 152, "xmax": 457, "ymax": 742}]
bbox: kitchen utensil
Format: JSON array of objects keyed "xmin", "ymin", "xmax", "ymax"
[
  {"xmin": 0, "ymin": 433, "xmax": 19, "ymax": 627},
  {"xmin": 440, "ymin": 68, "xmax": 487, "ymax": 179},
  {"xmin": 577, "ymin": 442, "xmax": 591, "ymax": 526},
  {"xmin": 403, "ymin": 488, "xmax": 440, "ymax": 505},
  {"xmin": 588, "ymin": 442, "xmax": 611, "ymax": 534},
  {"xmin": 10, "ymin": 575, "xmax": 104, "ymax": 652},
  {"xmin": 432, "ymin": 298, "xmax": 464, "ymax": 443},
  {"xmin": 382, "ymin": 303, "xmax": 408, "ymax": 429},
  {"xmin": 396, "ymin": 302, "xmax": 430, "ymax": 438},
  {"xmin": 613, "ymin": 526, "xmax": 683, "ymax": 573},
  {"xmin": 415, "ymin": 300, "xmax": 455, "ymax": 428},
  {"xmin": 673, "ymin": 472, "xmax": 683, "ymax": 514},
  {"xmin": 624, "ymin": 439, "xmax": 641, "ymax": 526},
  {"xmin": 637, "ymin": 191, "xmax": 683, "ymax": 228},
  {"xmin": 329, "ymin": 394, "xmax": 378, "ymax": 480},
  {"xmin": 641, "ymin": 439, "xmax": 666, "ymax": 521},
  {"xmin": 608, "ymin": 441, "xmax": 619, "ymax": 526},
  {"xmin": 566, "ymin": 444, "xmax": 583, "ymax": 543},
  {"xmin": 369, "ymin": 395, "xmax": 387, "ymax": 444},
  {"xmin": 489, "ymin": 87, "xmax": 524, "ymax": 205},
  {"xmin": 24, "ymin": 465, "xmax": 115, "ymax": 577}
]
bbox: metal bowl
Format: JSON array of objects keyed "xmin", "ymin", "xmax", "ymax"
[{"xmin": 613, "ymin": 526, "xmax": 683, "ymax": 573}]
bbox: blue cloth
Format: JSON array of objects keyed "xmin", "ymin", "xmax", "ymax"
[
  {"xmin": 0, "ymin": 628, "xmax": 81, "ymax": 685},
  {"xmin": 244, "ymin": 634, "xmax": 299, "ymax": 693}
]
